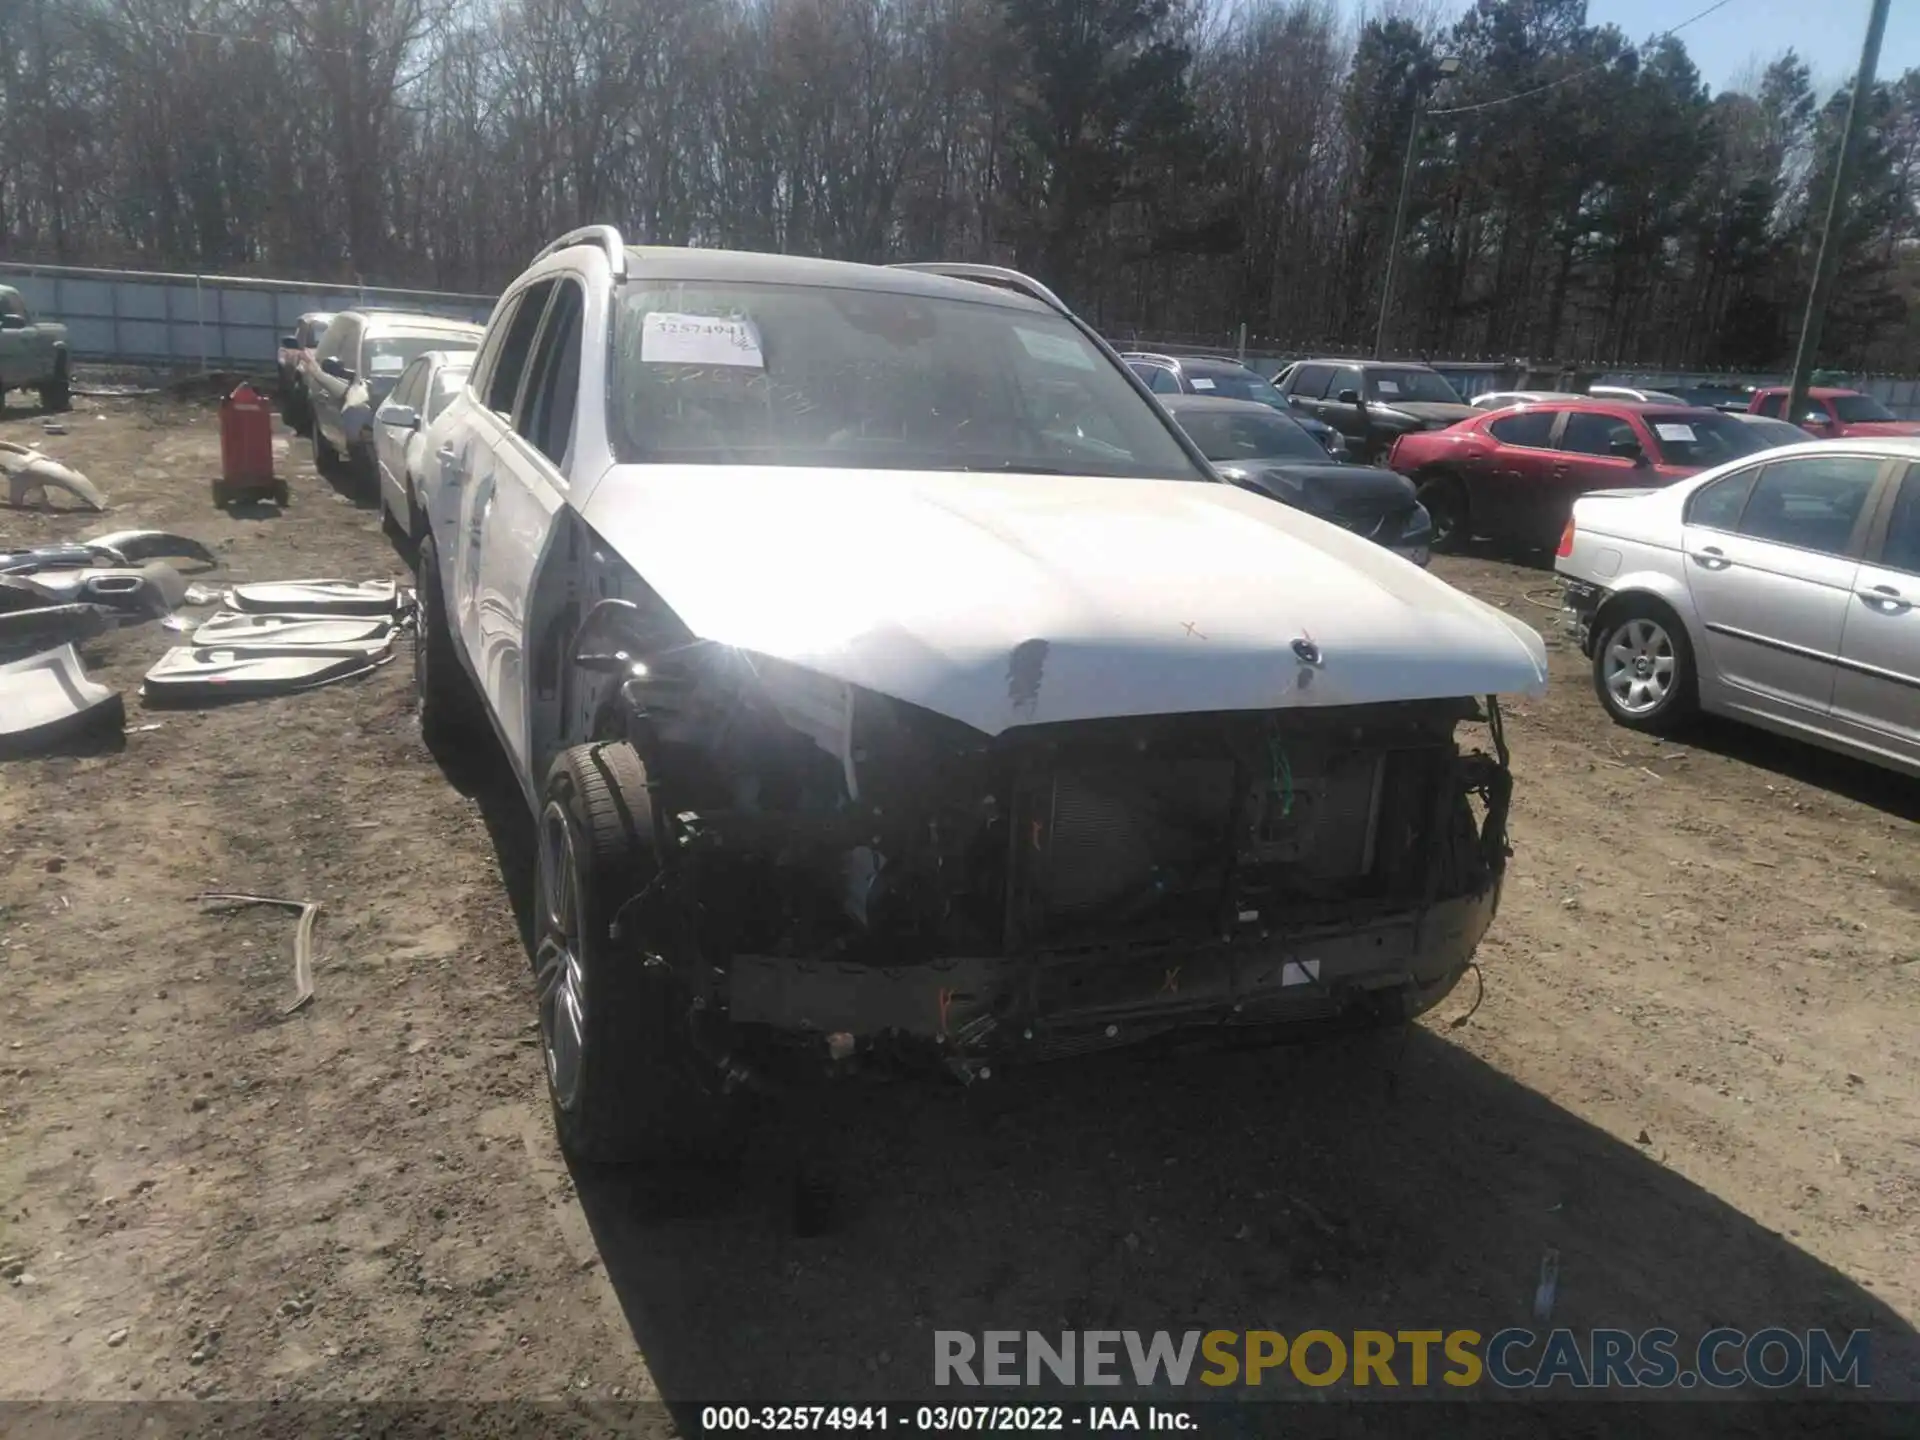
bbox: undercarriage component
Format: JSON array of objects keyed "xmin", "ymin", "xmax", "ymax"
[
  {"xmin": 0, "ymin": 442, "xmax": 107, "ymax": 512},
  {"xmin": 223, "ymin": 579, "xmax": 402, "ymax": 617},
  {"xmin": 80, "ymin": 530, "xmax": 219, "ymax": 568},
  {"xmin": 0, "ymin": 643, "xmax": 124, "ymax": 755},
  {"xmin": 141, "ymin": 643, "xmax": 394, "ymax": 703},
  {"xmin": 190, "ymin": 610, "xmax": 395, "ymax": 650},
  {"xmin": 13, "ymin": 563, "xmax": 188, "ymax": 618},
  {"xmin": 0, "ymin": 603, "xmax": 115, "ymax": 659}
]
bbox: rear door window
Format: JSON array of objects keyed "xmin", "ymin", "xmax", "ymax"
[
  {"xmin": 1288, "ymin": 363, "xmax": 1334, "ymax": 400},
  {"xmin": 484, "ymin": 281, "xmax": 555, "ymax": 416},
  {"xmin": 1877, "ymin": 468, "xmax": 1920, "ymax": 576},
  {"xmin": 428, "ymin": 368, "xmax": 469, "ymax": 422},
  {"xmin": 515, "ymin": 279, "xmax": 585, "ymax": 466},
  {"xmin": 390, "ymin": 359, "xmax": 429, "ymax": 411},
  {"xmin": 1559, "ymin": 411, "xmax": 1640, "ymax": 458},
  {"xmin": 1686, "ymin": 469, "xmax": 1758, "ymax": 531},
  {"xmin": 1487, "ymin": 411, "xmax": 1555, "ymax": 449},
  {"xmin": 1737, "ymin": 456, "xmax": 1883, "ymax": 556}
]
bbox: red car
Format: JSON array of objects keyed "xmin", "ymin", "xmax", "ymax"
[
  {"xmin": 1744, "ymin": 385, "xmax": 1920, "ymax": 439},
  {"xmin": 1386, "ymin": 400, "xmax": 1776, "ymax": 551}
]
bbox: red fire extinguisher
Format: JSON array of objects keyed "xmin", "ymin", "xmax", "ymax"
[{"xmin": 214, "ymin": 382, "xmax": 289, "ymax": 508}]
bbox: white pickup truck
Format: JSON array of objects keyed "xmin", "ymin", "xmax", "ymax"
[{"xmin": 0, "ymin": 286, "xmax": 72, "ymax": 413}]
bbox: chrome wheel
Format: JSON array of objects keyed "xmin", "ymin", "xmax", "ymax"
[
  {"xmin": 536, "ymin": 800, "xmax": 588, "ymax": 1112},
  {"xmin": 1603, "ymin": 617, "xmax": 1677, "ymax": 716}
]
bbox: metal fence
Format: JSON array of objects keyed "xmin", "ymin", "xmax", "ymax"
[
  {"xmin": 0, "ymin": 262, "xmax": 496, "ymax": 369},
  {"xmin": 8, "ymin": 261, "xmax": 1918, "ymax": 418}
]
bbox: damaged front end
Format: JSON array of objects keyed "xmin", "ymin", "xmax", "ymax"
[{"xmin": 576, "ymin": 601, "xmax": 1515, "ymax": 1083}]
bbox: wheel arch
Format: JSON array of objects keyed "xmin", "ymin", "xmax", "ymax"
[
  {"xmin": 1590, "ymin": 575, "xmax": 1707, "ymax": 674},
  {"xmin": 524, "ymin": 511, "xmax": 647, "ymax": 784}
]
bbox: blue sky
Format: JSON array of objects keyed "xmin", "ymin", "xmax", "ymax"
[{"xmin": 1425, "ymin": 1, "xmax": 1920, "ymax": 97}]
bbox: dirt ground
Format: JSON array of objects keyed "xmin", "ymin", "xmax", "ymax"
[{"xmin": 0, "ymin": 388, "xmax": 1916, "ymax": 1424}]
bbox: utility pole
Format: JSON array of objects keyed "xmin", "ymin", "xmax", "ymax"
[
  {"xmin": 1374, "ymin": 56, "xmax": 1458, "ymax": 360},
  {"xmin": 1785, "ymin": 0, "xmax": 1891, "ymax": 421}
]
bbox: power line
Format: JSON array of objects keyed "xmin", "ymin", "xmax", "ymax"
[{"xmin": 1426, "ymin": 0, "xmax": 1739, "ymax": 118}]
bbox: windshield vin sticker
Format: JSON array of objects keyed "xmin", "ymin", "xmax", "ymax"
[
  {"xmin": 1653, "ymin": 423, "xmax": 1696, "ymax": 442},
  {"xmin": 640, "ymin": 312, "xmax": 765, "ymax": 368},
  {"xmin": 1014, "ymin": 326, "xmax": 1096, "ymax": 371}
]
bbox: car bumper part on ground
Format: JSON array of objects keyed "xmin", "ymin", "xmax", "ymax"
[
  {"xmin": 725, "ymin": 881, "xmax": 1499, "ymax": 1067},
  {"xmin": 1559, "ymin": 577, "xmax": 1606, "ymax": 655}
]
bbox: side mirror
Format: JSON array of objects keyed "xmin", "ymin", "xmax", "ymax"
[
  {"xmin": 0, "ymin": 314, "xmax": 27, "ymax": 331},
  {"xmin": 1801, "ymin": 412, "xmax": 1830, "ymax": 427},
  {"xmin": 379, "ymin": 404, "xmax": 420, "ymax": 432},
  {"xmin": 280, "ymin": 335, "xmax": 299, "ymax": 349},
  {"xmin": 320, "ymin": 357, "xmax": 354, "ymax": 383},
  {"xmin": 1337, "ymin": 389, "xmax": 1362, "ymax": 405}
]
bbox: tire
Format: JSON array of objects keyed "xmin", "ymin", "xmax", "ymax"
[
  {"xmin": 287, "ymin": 387, "xmax": 313, "ymax": 437},
  {"xmin": 402, "ymin": 474, "xmax": 425, "ymax": 544},
  {"xmin": 1591, "ymin": 599, "xmax": 1698, "ymax": 734},
  {"xmin": 414, "ymin": 536, "xmax": 482, "ymax": 748},
  {"xmin": 39, "ymin": 356, "xmax": 71, "ymax": 414},
  {"xmin": 538, "ymin": 741, "xmax": 727, "ymax": 1165},
  {"xmin": 312, "ymin": 421, "xmax": 341, "ymax": 478},
  {"xmin": 1416, "ymin": 474, "xmax": 1469, "ymax": 553},
  {"xmin": 348, "ymin": 440, "xmax": 378, "ymax": 498}
]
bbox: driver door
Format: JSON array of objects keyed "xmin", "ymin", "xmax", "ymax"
[
  {"xmin": 480, "ymin": 277, "xmax": 586, "ymax": 778},
  {"xmin": 452, "ymin": 281, "xmax": 553, "ymax": 668}
]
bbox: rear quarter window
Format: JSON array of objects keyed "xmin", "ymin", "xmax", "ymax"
[
  {"xmin": 1487, "ymin": 411, "xmax": 1555, "ymax": 448},
  {"xmin": 1685, "ymin": 468, "xmax": 1758, "ymax": 531}
]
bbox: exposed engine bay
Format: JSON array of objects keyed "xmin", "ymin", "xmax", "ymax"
[{"xmin": 573, "ymin": 598, "xmax": 1514, "ymax": 1073}]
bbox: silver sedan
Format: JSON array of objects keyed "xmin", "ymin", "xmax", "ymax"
[
  {"xmin": 1555, "ymin": 438, "xmax": 1920, "ymax": 777},
  {"xmin": 372, "ymin": 350, "xmax": 472, "ymax": 543}
]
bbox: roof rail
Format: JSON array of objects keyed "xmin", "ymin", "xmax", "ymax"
[
  {"xmin": 532, "ymin": 225, "xmax": 627, "ymax": 280},
  {"xmin": 890, "ymin": 262, "xmax": 1070, "ymax": 317}
]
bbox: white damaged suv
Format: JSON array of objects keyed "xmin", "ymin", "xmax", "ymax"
[{"xmin": 413, "ymin": 227, "xmax": 1549, "ymax": 1163}]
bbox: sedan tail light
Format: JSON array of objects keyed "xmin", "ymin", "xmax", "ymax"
[{"xmin": 1556, "ymin": 519, "xmax": 1576, "ymax": 558}]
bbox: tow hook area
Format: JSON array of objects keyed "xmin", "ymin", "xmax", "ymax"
[{"xmin": 1558, "ymin": 579, "xmax": 1606, "ymax": 655}]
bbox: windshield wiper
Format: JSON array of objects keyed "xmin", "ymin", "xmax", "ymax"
[{"xmin": 930, "ymin": 460, "xmax": 1083, "ymax": 475}]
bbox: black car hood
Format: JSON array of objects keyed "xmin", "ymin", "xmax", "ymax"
[
  {"xmin": 1374, "ymin": 401, "xmax": 1476, "ymax": 427},
  {"xmin": 1222, "ymin": 461, "xmax": 1417, "ymax": 515}
]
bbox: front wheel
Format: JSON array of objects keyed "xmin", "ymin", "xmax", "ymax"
[
  {"xmin": 1592, "ymin": 603, "xmax": 1698, "ymax": 734},
  {"xmin": 39, "ymin": 358, "xmax": 71, "ymax": 414},
  {"xmin": 414, "ymin": 536, "xmax": 483, "ymax": 748},
  {"xmin": 1415, "ymin": 475, "xmax": 1469, "ymax": 552},
  {"xmin": 539, "ymin": 742, "xmax": 731, "ymax": 1165},
  {"xmin": 312, "ymin": 422, "xmax": 341, "ymax": 478}
]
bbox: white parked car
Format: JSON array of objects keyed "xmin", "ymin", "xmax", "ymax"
[
  {"xmin": 414, "ymin": 226, "xmax": 1549, "ymax": 1163},
  {"xmin": 372, "ymin": 350, "xmax": 472, "ymax": 541},
  {"xmin": 1468, "ymin": 390, "xmax": 1582, "ymax": 411},
  {"xmin": 1556, "ymin": 441, "xmax": 1919, "ymax": 776},
  {"xmin": 1588, "ymin": 384, "xmax": 1686, "ymax": 405}
]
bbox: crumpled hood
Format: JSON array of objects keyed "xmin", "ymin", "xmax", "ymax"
[
  {"xmin": 578, "ymin": 465, "xmax": 1548, "ymax": 737},
  {"xmin": 1378, "ymin": 401, "xmax": 1476, "ymax": 428}
]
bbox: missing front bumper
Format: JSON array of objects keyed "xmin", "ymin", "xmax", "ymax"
[{"xmin": 724, "ymin": 881, "xmax": 1499, "ymax": 1058}]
